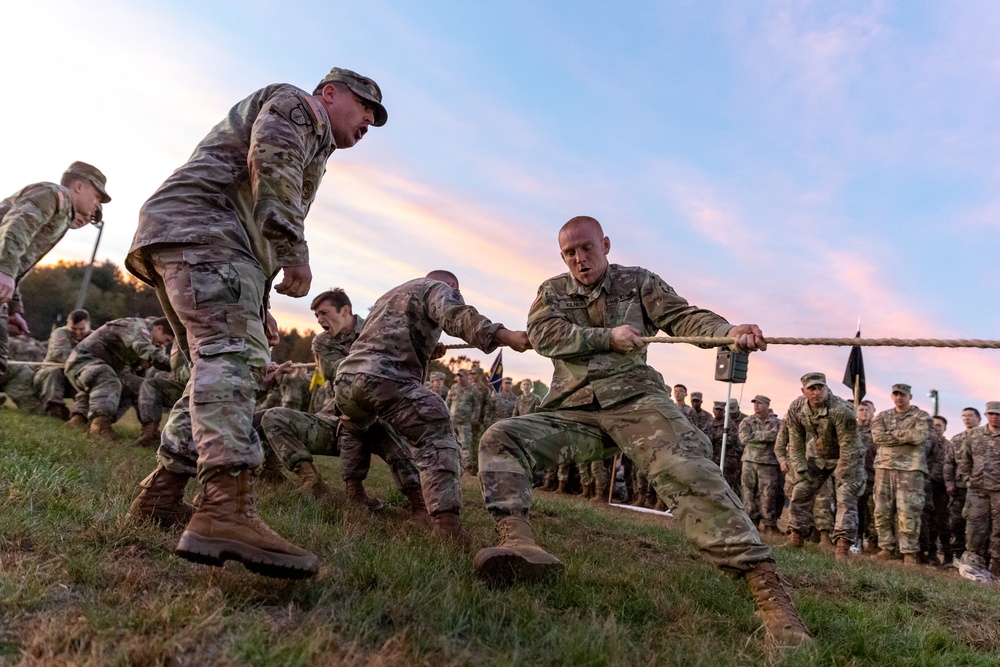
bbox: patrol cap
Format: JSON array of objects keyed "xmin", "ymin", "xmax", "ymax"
[
  {"xmin": 891, "ymin": 383, "xmax": 912, "ymax": 395},
  {"xmin": 690, "ymin": 392, "xmax": 703, "ymax": 401},
  {"xmin": 729, "ymin": 398, "xmax": 740, "ymax": 409},
  {"xmin": 713, "ymin": 401, "xmax": 726, "ymax": 409},
  {"xmin": 801, "ymin": 372, "xmax": 826, "ymax": 388},
  {"xmin": 751, "ymin": 395, "xmax": 770, "ymax": 405},
  {"xmin": 316, "ymin": 67, "xmax": 387, "ymax": 127},
  {"xmin": 456, "ymin": 369, "xmax": 470, "ymax": 376},
  {"xmin": 429, "ymin": 372, "xmax": 445, "ymax": 381},
  {"xmin": 64, "ymin": 161, "xmax": 111, "ymax": 203},
  {"xmin": 985, "ymin": 401, "xmax": 1000, "ymax": 415},
  {"xmin": 502, "ymin": 377, "xmax": 513, "ymax": 383}
]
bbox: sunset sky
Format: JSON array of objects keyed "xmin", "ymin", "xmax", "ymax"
[{"xmin": 3, "ymin": 1, "xmax": 999, "ymax": 429}]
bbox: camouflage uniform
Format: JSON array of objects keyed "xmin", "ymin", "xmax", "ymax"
[
  {"xmin": 785, "ymin": 391, "xmax": 866, "ymax": 544},
  {"xmin": 479, "ymin": 264, "xmax": 772, "ymax": 572},
  {"xmin": 857, "ymin": 420, "xmax": 878, "ymax": 547},
  {"xmin": 126, "ymin": 83, "xmax": 337, "ymax": 482},
  {"xmin": 689, "ymin": 406, "xmax": 713, "ymax": 434},
  {"xmin": 487, "ymin": 389, "xmax": 518, "ymax": 426},
  {"xmin": 278, "ymin": 371, "xmax": 311, "ymax": 411},
  {"xmin": 2, "ymin": 361, "xmax": 43, "ymax": 414},
  {"xmin": 34, "ymin": 325, "xmax": 85, "ymax": 411},
  {"xmin": 65, "ymin": 318, "xmax": 171, "ymax": 419},
  {"xmin": 739, "ymin": 410, "xmax": 781, "ymax": 530},
  {"xmin": 137, "ymin": 347, "xmax": 190, "ymax": 425},
  {"xmin": 872, "ymin": 404, "xmax": 930, "ymax": 556},
  {"xmin": 957, "ymin": 422, "xmax": 1000, "ymax": 568},
  {"xmin": 513, "ymin": 391, "xmax": 541, "ymax": 418},
  {"xmin": 921, "ymin": 427, "xmax": 951, "ymax": 561},
  {"xmin": 945, "ymin": 428, "xmax": 975, "ymax": 557},
  {"xmin": 446, "ymin": 379, "xmax": 480, "ymax": 475},
  {"xmin": 470, "ymin": 374, "xmax": 491, "ymax": 456},
  {"xmin": 707, "ymin": 412, "xmax": 742, "ymax": 492},
  {"xmin": 334, "ymin": 277, "xmax": 503, "ymax": 516}
]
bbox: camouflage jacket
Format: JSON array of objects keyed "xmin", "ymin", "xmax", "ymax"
[
  {"xmin": 336, "ymin": 278, "xmax": 502, "ymax": 383},
  {"xmin": 689, "ymin": 407, "xmax": 713, "ymax": 434},
  {"xmin": 66, "ymin": 317, "xmax": 170, "ymax": 373},
  {"xmin": 944, "ymin": 429, "xmax": 977, "ymax": 489},
  {"xmin": 925, "ymin": 431, "xmax": 946, "ymax": 483},
  {"xmin": 958, "ymin": 426, "xmax": 1000, "ymax": 491},
  {"xmin": 0, "ymin": 183, "xmax": 75, "ymax": 314},
  {"xmin": 169, "ymin": 346, "xmax": 191, "ymax": 386},
  {"xmin": 528, "ymin": 264, "xmax": 732, "ymax": 410},
  {"xmin": 677, "ymin": 402, "xmax": 695, "ymax": 420},
  {"xmin": 773, "ymin": 418, "xmax": 789, "ymax": 466},
  {"xmin": 786, "ymin": 393, "xmax": 865, "ymax": 478},
  {"xmin": 859, "ymin": 422, "xmax": 876, "ymax": 488},
  {"xmin": 312, "ymin": 315, "xmax": 364, "ymax": 383},
  {"xmin": 128, "ymin": 84, "xmax": 336, "ymax": 284},
  {"xmin": 739, "ymin": 413, "xmax": 780, "ymax": 465},
  {"xmin": 487, "ymin": 390, "xmax": 518, "ymax": 423},
  {"xmin": 513, "ymin": 392, "xmax": 541, "ymax": 417},
  {"xmin": 872, "ymin": 405, "xmax": 930, "ymax": 473},
  {"xmin": 42, "ymin": 325, "xmax": 86, "ymax": 365},
  {"xmin": 707, "ymin": 417, "xmax": 742, "ymax": 464},
  {"xmin": 279, "ymin": 372, "xmax": 311, "ymax": 410},
  {"xmin": 446, "ymin": 383, "xmax": 479, "ymax": 423}
]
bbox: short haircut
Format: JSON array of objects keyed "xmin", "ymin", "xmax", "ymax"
[
  {"xmin": 860, "ymin": 400, "xmax": 875, "ymax": 411},
  {"xmin": 934, "ymin": 415, "xmax": 948, "ymax": 426},
  {"xmin": 60, "ymin": 172, "xmax": 87, "ymax": 189},
  {"xmin": 673, "ymin": 384, "xmax": 687, "ymax": 391},
  {"xmin": 426, "ymin": 270, "xmax": 458, "ymax": 285},
  {"xmin": 151, "ymin": 317, "xmax": 173, "ymax": 335},
  {"xmin": 68, "ymin": 309, "xmax": 89, "ymax": 324},
  {"xmin": 964, "ymin": 407, "xmax": 981, "ymax": 418},
  {"xmin": 559, "ymin": 215, "xmax": 604, "ymax": 239},
  {"xmin": 311, "ymin": 288, "xmax": 351, "ymax": 312},
  {"xmin": 313, "ymin": 80, "xmax": 350, "ymax": 96}
]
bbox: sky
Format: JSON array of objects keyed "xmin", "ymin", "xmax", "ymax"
[{"xmin": 2, "ymin": 1, "xmax": 998, "ymax": 430}]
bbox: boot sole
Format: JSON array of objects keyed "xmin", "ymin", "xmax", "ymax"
[
  {"xmin": 176, "ymin": 532, "xmax": 318, "ymax": 579},
  {"xmin": 473, "ymin": 549, "xmax": 564, "ymax": 586}
]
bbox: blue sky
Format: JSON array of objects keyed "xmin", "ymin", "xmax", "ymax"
[{"xmin": 2, "ymin": 1, "xmax": 998, "ymax": 430}]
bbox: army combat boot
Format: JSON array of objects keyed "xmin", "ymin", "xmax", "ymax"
[
  {"xmin": 175, "ymin": 468, "xmax": 318, "ymax": 579},
  {"xmin": 556, "ymin": 479, "xmax": 570, "ymax": 494},
  {"xmin": 474, "ymin": 515, "xmax": 565, "ymax": 585},
  {"xmin": 431, "ymin": 510, "xmax": 478, "ymax": 548},
  {"xmin": 835, "ymin": 538, "xmax": 852, "ymax": 561},
  {"xmin": 744, "ymin": 561, "xmax": 813, "ymax": 646},
  {"xmin": 88, "ymin": 415, "xmax": 116, "ymax": 442},
  {"xmin": 66, "ymin": 413, "xmax": 88, "ymax": 430},
  {"xmin": 257, "ymin": 447, "xmax": 287, "ymax": 485},
  {"xmin": 591, "ymin": 484, "xmax": 609, "ymax": 504},
  {"xmin": 787, "ymin": 531, "xmax": 805, "ymax": 548},
  {"xmin": 132, "ymin": 421, "xmax": 161, "ymax": 448},
  {"xmin": 45, "ymin": 401, "xmax": 70, "ymax": 421},
  {"xmin": 345, "ymin": 478, "xmax": 385, "ymax": 512},
  {"xmin": 404, "ymin": 488, "xmax": 433, "ymax": 528},
  {"xmin": 293, "ymin": 461, "xmax": 333, "ymax": 501},
  {"xmin": 129, "ymin": 464, "xmax": 195, "ymax": 527}
]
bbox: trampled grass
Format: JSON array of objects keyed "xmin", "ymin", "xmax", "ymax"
[{"xmin": 2, "ymin": 407, "xmax": 1000, "ymax": 666}]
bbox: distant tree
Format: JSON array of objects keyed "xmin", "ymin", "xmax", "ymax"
[{"xmin": 271, "ymin": 328, "xmax": 315, "ymax": 363}]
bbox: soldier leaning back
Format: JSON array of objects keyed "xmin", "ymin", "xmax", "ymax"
[
  {"xmin": 474, "ymin": 216, "xmax": 811, "ymax": 647},
  {"xmin": 126, "ymin": 67, "xmax": 387, "ymax": 579}
]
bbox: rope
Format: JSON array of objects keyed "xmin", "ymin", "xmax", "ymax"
[{"xmin": 441, "ymin": 336, "xmax": 1000, "ymax": 350}]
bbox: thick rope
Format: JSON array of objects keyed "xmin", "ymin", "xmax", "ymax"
[{"xmin": 441, "ymin": 336, "xmax": 1000, "ymax": 350}]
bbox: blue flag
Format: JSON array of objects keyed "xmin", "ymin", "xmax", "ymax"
[{"xmin": 487, "ymin": 350, "xmax": 503, "ymax": 393}]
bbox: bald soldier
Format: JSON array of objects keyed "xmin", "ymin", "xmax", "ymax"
[
  {"xmin": 126, "ymin": 68, "xmax": 387, "ymax": 579},
  {"xmin": 0, "ymin": 162, "xmax": 108, "ymax": 387},
  {"xmin": 475, "ymin": 216, "xmax": 811, "ymax": 646}
]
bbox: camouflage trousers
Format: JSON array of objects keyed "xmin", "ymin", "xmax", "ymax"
[
  {"xmin": 139, "ymin": 244, "xmax": 270, "ymax": 483},
  {"xmin": 0, "ymin": 302, "xmax": 9, "ymax": 386},
  {"xmin": 949, "ymin": 487, "xmax": 967, "ymax": 556},
  {"xmin": 3, "ymin": 361, "xmax": 42, "ymax": 414},
  {"xmin": 579, "ymin": 459, "xmax": 609, "ymax": 490},
  {"xmin": 788, "ymin": 462, "xmax": 861, "ymax": 543},
  {"xmin": 454, "ymin": 421, "xmax": 477, "ymax": 475},
  {"xmin": 33, "ymin": 364, "xmax": 73, "ymax": 409},
  {"xmin": 335, "ymin": 372, "xmax": 462, "ymax": 516},
  {"xmin": 873, "ymin": 468, "xmax": 925, "ymax": 555},
  {"xmin": 542, "ymin": 463, "xmax": 573, "ymax": 486},
  {"xmin": 138, "ymin": 376, "xmax": 185, "ymax": 424},
  {"xmin": 65, "ymin": 358, "xmax": 141, "ymax": 419},
  {"xmin": 478, "ymin": 392, "xmax": 772, "ymax": 573},
  {"xmin": 741, "ymin": 461, "xmax": 781, "ymax": 529},
  {"xmin": 963, "ymin": 488, "xmax": 1000, "ymax": 562},
  {"xmin": 258, "ymin": 407, "xmax": 420, "ymax": 493},
  {"xmin": 814, "ymin": 475, "xmax": 836, "ymax": 534},
  {"xmin": 858, "ymin": 485, "xmax": 879, "ymax": 547},
  {"xmin": 920, "ymin": 477, "xmax": 951, "ymax": 558}
]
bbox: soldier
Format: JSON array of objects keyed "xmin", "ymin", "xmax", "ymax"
[
  {"xmin": 784, "ymin": 373, "xmax": 866, "ymax": 561},
  {"xmin": 33, "ymin": 309, "xmax": 91, "ymax": 420},
  {"xmin": 474, "ymin": 216, "xmax": 810, "ymax": 646},
  {"xmin": 921, "ymin": 416, "xmax": 950, "ymax": 565},
  {"xmin": 707, "ymin": 400, "xmax": 742, "ymax": 492},
  {"xmin": 65, "ymin": 317, "xmax": 173, "ymax": 440},
  {"xmin": 133, "ymin": 347, "xmax": 190, "ymax": 448},
  {"xmin": 446, "ymin": 369, "xmax": 479, "ymax": 476},
  {"xmin": 126, "ymin": 67, "xmax": 387, "ymax": 579},
  {"xmin": 672, "ymin": 383, "xmax": 694, "ymax": 419},
  {"xmin": 856, "ymin": 399, "xmax": 879, "ymax": 552},
  {"xmin": 514, "ymin": 379, "xmax": 540, "ymax": 417},
  {"xmin": 429, "ymin": 372, "xmax": 449, "ymax": 400},
  {"xmin": 945, "ymin": 407, "xmax": 981, "ymax": 562},
  {"xmin": 688, "ymin": 391, "xmax": 712, "ymax": 434},
  {"xmin": 486, "ymin": 377, "xmax": 518, "ymax": 426},
  {"xmin": 278, "ymin": 367, "xmax": 311, "ymax": 411},
  {"xmin": 334, "ymin": 270, "xmax": 530, "ymax": 545},
  {"xmin": 871, "ymin": 383, "xmax": 930, "ymax": 565},
  {"xmin": 0, "ymin": 361, "xmax": 45, "ymax": 414},
  {"xmin": 739, "ymin": 395, "xmax": 781, "ymax": 535},
  {"xmin": 0, "ymin": 163, "xmax": 109, "ymax": 388},
  {"xmin": 470, "ymin": 368, "xmax": 491, "ymax": 455},
  {"xmin": 958, "ymin": 402, "xmax": 1000, "ymax": 577}
]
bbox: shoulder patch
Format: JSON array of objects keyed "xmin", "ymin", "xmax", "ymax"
[{"xmin": 56, "ymin": 190, "xmax": 65, "ymax": 211}]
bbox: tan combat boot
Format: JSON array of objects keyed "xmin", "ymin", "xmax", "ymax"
[
  {"xmin": 404, "ymin": 488, "xmax": 433, "ymax": 528},
  {"xmin": 591, "ymin": 485, "xmax": 609, "ymax": 504},
  {"xmin": 744, "ymin": 561, "xmax": 813, "ymax": 646},
  {"xmin": 787, "ymin": 531, "xmax": 805, "ymax": 548},
  {"xmin": 556, "ymin": 479, "xmax": 571, "ymax": 494},
  {"xmin": 902, "ymin": 553, "xmax": 920, "ymax": 566},
  {"xmin": 875, "ymin": 548, "xmax": 899, "ymax": 561},
  {"xmin": 431, "ymin": 510, "xmax": 477, "ymax": 548},
  {"xmin": 132, "ymin": 421, "xmax": 161, "ymax": 448},
  {"xmin": 88, "ymin": 415, "xmax": 116, "ymax": 442},
  {"xmin": 835, "ymin": 538, "xmax": 852, "ymax": 561},
  {"xmin": 473, "ymin": 515, "xmax": 565, "ymax": 585},
  {"xmin": 66, "ymin": 413, "xmax": 88, "ymax": 430},
  {"xmin": 630, "ymin": 492, "xmax": 647, "ymax": 507},
  {"xmin": 45, "ymin": 401, "xmax": 70, "ymax": 421},
  {"xmin": 175, "ymin": 468, "xmax": 318, "ymax": 579},
  {"xmin": 818, "ymin": 531, "xmax": 835, "ymax": 549},
  {"xmin": 345, "ymin": 478, "xmax": 385, "ymax": 512},
  {"xmin": 291, "ymin": 461, "xmax": 333, "ymax": 500},
  {"xmin": 257, "ymin": 447, "xmax": 287, "ymax": 485},
  {"xmin": 581, "ymin": 481, "xmax": 594, "ymax": 499},
  {"xmin": 653, "ymin": 498, "xmax": 667, "ymax": 512},
  {"xmin": 128, "ymin": 464, "xmax": 195, "ymax": 527}
]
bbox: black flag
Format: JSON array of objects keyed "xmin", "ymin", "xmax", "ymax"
[{"xmin": 842, "ymin": 329, "xmax": 866, "ymax": 401}]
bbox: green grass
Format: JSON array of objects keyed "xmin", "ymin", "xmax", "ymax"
[{"xmin": 2, "ymin": 408, "xmax": 1000, "ymax": 666}]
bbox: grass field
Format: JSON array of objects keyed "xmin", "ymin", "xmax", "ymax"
[{"xmin": 2, "ymin": 407, "xmax": 1000, "ymax": 666}]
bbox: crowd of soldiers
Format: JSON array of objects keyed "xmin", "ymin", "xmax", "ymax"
[{"xmin": 9, "ymin": 65, "xmax": 1000, "ymax": 647}]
